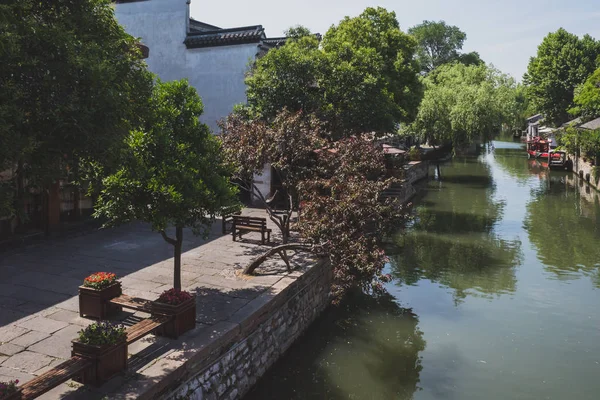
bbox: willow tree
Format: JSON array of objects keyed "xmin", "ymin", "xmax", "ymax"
[
  {"xmin": 412, "ymin": 63, "xmax": 520, "ymax": 148},
  {"xmin": 95, "ymin": 80, "xmax": 238, "ymax": 290}
]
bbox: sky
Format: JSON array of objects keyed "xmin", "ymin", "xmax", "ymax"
[{"xmin": 190, "ymin": 0, "xmax": 600, "ymax": 81}]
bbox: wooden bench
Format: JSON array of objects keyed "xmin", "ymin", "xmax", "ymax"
[
  {"xmin": 19, "ymin": 356, "xmax": 92, "ymax": 400},
  {"xmin": 110, "ymin": 294, "xmax": 153, "ymax": 313},
  {"xmin": 232, "ymin": 216, "xmax": 271, "ymax": 244},
  {"xmin": 126, "ymin": 315, "xmax": 172, "ymax": 345}
]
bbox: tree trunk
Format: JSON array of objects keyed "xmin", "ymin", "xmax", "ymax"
[
  {"xmin": 281, "ymin": 214, "xmax": 289, "ymax": 244},
  {"xmin": 174, "ymin": 226, "xmax": 183, "ymax": 291},
  {"xmin": 244, "ymin": 243, "xmax": 314, "ymax": 275}
]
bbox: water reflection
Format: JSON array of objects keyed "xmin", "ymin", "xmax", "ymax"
[
  {"xmin": 525, "ymin": 174, "xmax": 600, "ymax": 285},
  {"xmin": 493, "ymin": 147, "xmax": 546, "ymax": 182},
  {"xmin": 245, "ymin": 291, "xmax": 426, "ymax": 400},
  {"xmin": 389, "ymin": 156, "xmax": 522, "ymax": 303}
]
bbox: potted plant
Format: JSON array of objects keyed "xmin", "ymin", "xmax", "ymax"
[
  {"xmin": 79, "ymin": 272, "xmax": 122, "ymax": 319},
  {"xmin": 152, "ymin": 289, "xmax": 196, "ymax": 338},
  {"xmin": 71, "ymin": 321, "xmax": 127, "ymax": 386},
  {"xmin": 0, "ymin": 380, "xmax": 20, "ymax": 400}
]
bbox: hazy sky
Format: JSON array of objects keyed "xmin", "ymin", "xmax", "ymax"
[{"xmin": 190, "ymin": 0, "xmax": 600, "ymax": 80}]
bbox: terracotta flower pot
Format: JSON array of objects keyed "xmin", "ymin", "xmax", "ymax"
[
  {"xmin": 151, "ymin": 296, "xmax": 196, "ymax": 338},
  {"xmin": 79, "ymin": 282, "xmax": 122, "ymax": 320},
  {"xmin": 71, "ymin": 339, "xmax": 127, "ymax": 386}
]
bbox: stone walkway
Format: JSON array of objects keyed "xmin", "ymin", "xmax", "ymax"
[{"xmin": 0, "ymin": 208, "xmax": 310, "ymax": 399}]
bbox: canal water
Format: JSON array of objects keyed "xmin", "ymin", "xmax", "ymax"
[{"xmin": 245, "ymin": 140, "xmax": 600, "ymax": 400}]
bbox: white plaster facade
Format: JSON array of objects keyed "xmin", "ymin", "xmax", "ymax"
[{"xmin": 114, "ymin": 0, "xmax": 261, "ymax": 132}]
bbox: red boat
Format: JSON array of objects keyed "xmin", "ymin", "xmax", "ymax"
[{"xmin": 526, "ymin": 137, "xmax": 561, "ymax": 159}]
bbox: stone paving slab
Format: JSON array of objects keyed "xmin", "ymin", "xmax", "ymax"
[{"xmin": 0, "ymin": 208, "xmax": 315, "ymax": 399}]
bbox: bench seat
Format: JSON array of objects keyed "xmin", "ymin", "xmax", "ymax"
[
  {"xmin": 126, "ymin": 315, "xmax": 172, "ymax": 345},
  {"xmin": 232, "ymin": 216, "xmax": 271, "ymax": 244},
  {"xmin": 20, "ymin": 356, "xmax": 92, "ymax": 399},
  {"xmin": 110, "ymin": 294, "xmax": 153, "ymax": 313}
]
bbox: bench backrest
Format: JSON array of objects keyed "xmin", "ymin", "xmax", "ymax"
[{"xmin": 233, "ymin": 216, "xmax": 267, "ymax": 228}]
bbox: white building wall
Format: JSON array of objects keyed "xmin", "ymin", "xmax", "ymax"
[
  {"xmin": 114, "ymin": 0, "xmax": 256, "ymax": 132},
  {"xmin": 184, "ymin": 44, "xmax": 257, "ymax": 132}
]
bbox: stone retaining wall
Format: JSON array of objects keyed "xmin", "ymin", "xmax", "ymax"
[
  {"xmin": 162, "ymin": 260, "xmax": 333, "ymax": 400},
  {"xmin": 571, "ymin": 154, "xmax": 600, "ymax": 190},
  {"xmin": 405, "ymin": 161, "xmax": 429, "ymax": 185}
]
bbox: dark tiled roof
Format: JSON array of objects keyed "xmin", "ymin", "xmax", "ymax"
[
  {"xmin": 527, "ymin": 114, "xmax": 543, "ymax": 122},
  {"xmin": 262, "ymin": 37, "xmax": 288, "ymax": 47},
  {"xmin": 185, "ymin": 25, "xmax": 265, "ymax": 49},
  {"xmin": 262, "ymin": 34, "xmax": 322, "ymax": 48},
  {"xmin": 580, "ymin": 117, "xmax": 600, "ymax": 131}
]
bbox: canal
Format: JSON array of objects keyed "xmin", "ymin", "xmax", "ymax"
[{"xmin": 245, "ymin": 140, "xmax": 600, "ymax": 400}]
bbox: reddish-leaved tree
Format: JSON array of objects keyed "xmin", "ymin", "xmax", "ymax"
[{"xmin": 222, "ymin": 109, "xmax": 404, "ymax": 298}]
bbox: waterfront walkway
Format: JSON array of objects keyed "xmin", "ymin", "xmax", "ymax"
[{"xmin": 0, "ymin": 209, "xmax": 310, "ymax": 399}]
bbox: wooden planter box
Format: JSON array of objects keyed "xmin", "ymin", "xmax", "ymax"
[
  {"xmin": 151, "ymin": 296, "xmax": 196, "ymax": 338},
  {"xmin": 79, "ymin": 282, "xmax": 122, "ymax": 320},
  {"xmin": 71, "ymin": 339, "xmax": 127, "ymax": 386}
]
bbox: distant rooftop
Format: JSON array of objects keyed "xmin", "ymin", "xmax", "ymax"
[
  {"xmin": 189, "ymin": 18, "xmax": 221, "ymax": 33},
  {"xmin": 560, "ymin": 117, "xmax": 583, "ymax": 128},
  {"xmin": 580, "ymin": 117, "xmax": 600, "ymax": 131}
]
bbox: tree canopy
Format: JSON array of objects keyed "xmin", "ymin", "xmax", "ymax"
[
  {"xmin": 221, "ymin": 109, "xmax": 403, "ymax": 297},
  {"xmin": 570, "ymin": 67, "xmax": 600, "ymax": 120},
  {"xmin": 408, "ymin": 20, "xmax": 481, "ymax": 73},
  {"xmin": 245, "ymin": 7, "xmax": 422, "ymax": 138},
  {"xmin": 524, "ymin": 28, "xmax": 600, "ymax": 126},
  {"xmin": 410, "ymin": 63, "xmax": 521, "ymax": 147},
  {"xmin": 0, "ymin": 0, "xmax": 153, "ymax": 221},
  {"xmin": 95, "ymin": 80, "xmax": 238, "ymax": 290}
]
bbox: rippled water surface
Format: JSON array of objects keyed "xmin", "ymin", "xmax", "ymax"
[{"xmin": 246, "ymin": 141, "xmax": 600, "ymax": 400}]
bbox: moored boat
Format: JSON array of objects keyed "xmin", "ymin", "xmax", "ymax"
[{"xmin": 548, "ymin": 150, "xmax": 572, "ymax": 170}]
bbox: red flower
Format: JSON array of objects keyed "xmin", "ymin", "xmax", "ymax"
[{"xmin": 158, "ymin": 288, "xmax": 193, "ymax": 305}]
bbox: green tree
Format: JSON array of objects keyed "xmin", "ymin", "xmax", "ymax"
[
  {"xmin": 245, "ymin": 33, "xmax": 325, "ymax": 121},
  {"xmin": 245, "ymin": 7, "xmax": 422, "ymax": 138},
  {"xmin": 524, "ymin": 28, "xmax": 600, "ymax": 126},
  {"xmin": 408, "ymin": 20, "xmax": 467, "ymax": 73},
  {"xmin": 95, "ymin": 80, "xmax": 238, "ymax": 290},
  {"xmin": 457, "ymin": 51, "xmax": 484, "ymax": 67},
  {"xmin": 322, "ymin": 7, "xmax": 422, "ymax": 131},
  {"xmin": 0, "ymin": 0, "xmax": 153, "ymax": 226},
  {"xmin": 571, "ymin": 67, "xmax": 600, "ymax": 119},
  {"xmin": 411, "ymin": 63, "xmax": 519, "ymax": 147}
]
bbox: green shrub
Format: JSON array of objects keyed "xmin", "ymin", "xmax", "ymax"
[{"xmin": 78, "ymin": 322, "xmax": 126, "ymax": 346}]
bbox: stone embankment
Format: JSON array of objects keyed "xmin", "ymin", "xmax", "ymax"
[
  {"xmin": 383, "ymin": 161, "xmax": 429, "ymax": 204},
  {"xmin": 570, "ymin": 153, "xmax": 600, "ymax": 191},
  {"xmin": 165, "ymin": 260, "xmax": 332, "ymax": 400}
]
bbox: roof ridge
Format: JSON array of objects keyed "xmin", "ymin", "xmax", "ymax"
[{"xmin": 187, "ymin": 25, "xmax": 264, "ymax": 36}]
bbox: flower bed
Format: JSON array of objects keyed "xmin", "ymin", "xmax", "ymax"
[
  {"xmin": 0, "ymin": 380, "xmax": 20, "ymax": 400},
  {"xmin": 79, "ymin": 272, "xmax": 122, "ymax": 319},
  {"xmin": 71, "ymin": 322, "xmax": 127, "ymax": 386},
  {"xmin": 152, "ymin": 289, "xmax": 196, "ymax": 338}
]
